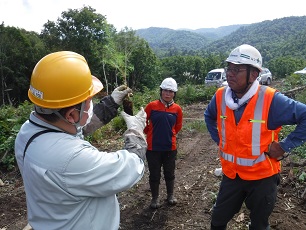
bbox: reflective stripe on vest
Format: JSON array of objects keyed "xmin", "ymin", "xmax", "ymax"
[
  {"xmin": 220, "ymin": 89, "xmax": 226, "ymax": 149},
  {"xmin": 220, "ymin": 150, "xmax": 266, "ymax": 166}
]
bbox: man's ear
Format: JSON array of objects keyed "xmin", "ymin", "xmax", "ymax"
[
  {"xmin": 250, "ymin": 69, "xmax": 260, "ymax": 82},
  {"xmin": 65, "ymin": 108, "xmax": 78, "ymax": 124}
]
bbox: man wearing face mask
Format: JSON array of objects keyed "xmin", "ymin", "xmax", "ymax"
[{"xmin": 14, "ymin": 51, "xmax": 147, "ymax": 230}]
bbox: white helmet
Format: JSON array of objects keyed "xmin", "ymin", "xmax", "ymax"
[
  {"xmin": 226, "ymin": 44, "xmax": 262, "ymax": 71},
  {"xmin": 160, "ymin": 77, "xmax": 178, "ymax": 92}
]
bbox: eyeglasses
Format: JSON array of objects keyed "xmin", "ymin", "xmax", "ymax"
[
  {"xmin": 74, "ymin": 100, "xmax": 93, "ymax": 114},
  {"xmin": 74, "ymin": 108, "xmax": 90, "ymax": 114},
  {"xmin": 225, "ymin": 67, "xmax": 247, "ymax": 75}
]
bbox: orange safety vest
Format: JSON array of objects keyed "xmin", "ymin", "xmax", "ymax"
[{"xmin": 216, "ymin": 86, "xmax": 282, "ymax": 180}]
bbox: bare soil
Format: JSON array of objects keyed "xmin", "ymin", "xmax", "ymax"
[{"xmin": 1, "ymin": 102, "xmax": 306, "ymax": 230}]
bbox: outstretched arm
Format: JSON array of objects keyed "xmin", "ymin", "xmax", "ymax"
[{"xmin": 83, "ymin": 85, "xmax": 132, "ymax": 135}]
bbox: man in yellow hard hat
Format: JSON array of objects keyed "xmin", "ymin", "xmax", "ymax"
[{"xmin": 15, "ymin": 51, "xmax": 147, "ymax": 230}]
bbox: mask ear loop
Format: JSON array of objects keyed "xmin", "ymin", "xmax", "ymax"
[{"xmin": 74, "ymin": 101, "xmax": 86, "ymax": 137}]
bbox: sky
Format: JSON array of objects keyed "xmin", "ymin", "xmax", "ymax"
[{"xmin": 1, "ymin": 0, "xmax": 306, "ymax": 33}]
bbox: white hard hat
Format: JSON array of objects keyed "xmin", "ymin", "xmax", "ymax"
[
  {"xmin": 226, "ymin": 44, "xmax": 262, "ymax": 71},
  {"xmin": 160, "ymin": 77, "xmax": 178, "ymax": 92}
]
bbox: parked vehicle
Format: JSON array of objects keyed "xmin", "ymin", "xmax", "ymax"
[
  {"xmin": 205, "ymin": 68, "xmax": 226, "ymax": 87},
  {"xmin": 258, "ymin": 68, "xmax": 272, "ymax": 85},
  {"xmin": 294, "ymin": 67, "xmax": 306, "ymax": 75}
]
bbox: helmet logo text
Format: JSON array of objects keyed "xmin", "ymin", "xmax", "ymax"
[{"xmin": 30, "ymin": 85, "xmax": 43, "ymax": 99}]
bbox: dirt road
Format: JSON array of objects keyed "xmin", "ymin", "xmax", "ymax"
[{"xmin": 118, "ymin": 102, "xmax": 306, "ymax": 230}]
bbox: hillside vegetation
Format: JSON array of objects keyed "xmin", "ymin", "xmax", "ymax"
[
  {"xmin": 136, "ymin": 16, "xmax": 306, "ymax": 60},
  {"xmin": 205, "ymin": 16, "xmax": 306, "ymax": 60},
  {"xmin": 136, "ymin": 25, "xmax": 244, "ymax": 57}
]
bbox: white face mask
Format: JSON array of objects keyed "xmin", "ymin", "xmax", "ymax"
[
  {"xmin": 84, "ymin": 100, "xmax": 93, "ymax": 126},
  {"xmin": 75, "ymin": 100, "xmax": 94, "ymax": 139}
]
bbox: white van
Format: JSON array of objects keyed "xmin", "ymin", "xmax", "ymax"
[{"xmin": 205, "ymin": 68, "xmax": 226, "ymax": 87}]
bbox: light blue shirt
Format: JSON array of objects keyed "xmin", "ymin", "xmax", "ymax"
[{"xmin": 15, "ymin": 112, "xmax": 145, "ymax": 230}]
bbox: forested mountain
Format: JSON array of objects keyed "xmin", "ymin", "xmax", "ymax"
[
  {"xmin": 136, "ymin": 16, "xmax": 306, "ymax": 60},
  {"xmin": 180, "ymin": 24, "xmax": 247, "ymax": 39},
  {"xmin": 136, "ymin": 27, "xmax": 211, "ymax": 57},
  {"xmin": 204, "ymin": 16, "xmax": 306, "ymax": 62},
  {"xmin": 136, "ymin": 25, "xmax": 244, "ymax": 56}
]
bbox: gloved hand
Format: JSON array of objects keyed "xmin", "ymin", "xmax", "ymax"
[
  {"xmin": 122, "ymin": 107, "xmax": 147, "ymax": 161},
  {"xmin": 111, "ymin": 85, "xmax": 132, "ymax": 105},
  {"xmin": 121, "ymin": 107, "xmax": 146, "ymax": 132}
]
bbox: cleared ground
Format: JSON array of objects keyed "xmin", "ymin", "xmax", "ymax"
[{"xmin": 1, "ymin": 101, "xmax": 305, "ymax": 230}]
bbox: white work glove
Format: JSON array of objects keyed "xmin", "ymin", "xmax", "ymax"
[
  {"xmin": 111, "ymin": 85, "xmax": 132, "ymax": 105},
  {"xmin": 121, "ymin": 107, "xmax": 146, "ymax": 132},
  {"xmin": 121, "ymin": 107, "xmax": 147, "ymax": 161}
]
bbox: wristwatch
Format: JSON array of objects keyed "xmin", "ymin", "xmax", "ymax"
[{"xmin": 277, "ymin": 152, "xmax": 290, "ymax": 161}]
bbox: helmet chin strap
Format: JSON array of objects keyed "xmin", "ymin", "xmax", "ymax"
[
  {"xmin": 232, "ymin": 82, "xmax": 253, "ymax": 95},
  {"xmin": 54, "ymin": 101, "xmax": 86, "ymax": 135}
]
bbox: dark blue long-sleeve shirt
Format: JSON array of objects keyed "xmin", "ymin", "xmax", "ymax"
[{"xmin": 204, "ymin": 90, "xmax": 306, "ymax": 153}]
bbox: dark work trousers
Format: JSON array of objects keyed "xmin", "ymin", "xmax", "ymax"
[
  {"xmin": 146, "ymin": 150, "xmax": 177, "ymax": 183},
  {"xmin": 211, "ymin": 173, "xmax": 280, "ymax": 230}
]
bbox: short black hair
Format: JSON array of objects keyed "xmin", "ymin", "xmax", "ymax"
[{"xmin": 36, "ymin": 102, "xmax": 82, "ymax": 122}]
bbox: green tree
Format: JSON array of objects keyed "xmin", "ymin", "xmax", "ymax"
[
  {"xmin": 0, "ymin": 23, "xmax": 46, "ymax": 105},
  {"xmin": 113, "ymin": 28, "xmax": 138, "ymax": 86},
  {"xmin": 40, "ymin": 6, "xmax": 114, "ymax": 87},
  {"xmin": 160, "ymin": 55, "xmax": 212, "ymax": 85},
  {"xmin": 129, "ymin": 38, "xmax": 159, "ymax": 90},
  {"xmin": 268, "ymin": 56, "xmax": 306, "ymax": 78},
  {"xmin": 110, "ymin": 27, "xmax": 160, "ymax": 91}
]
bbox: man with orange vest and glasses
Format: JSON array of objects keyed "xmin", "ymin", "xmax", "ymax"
[{"xmin": 204, "ymin": 44, "xmax": 306, "ymax": 230}]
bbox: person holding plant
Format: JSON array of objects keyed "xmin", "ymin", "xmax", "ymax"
[{"xmin": 15, "ymin": 51, "xmax": 147, "ymax": 230}]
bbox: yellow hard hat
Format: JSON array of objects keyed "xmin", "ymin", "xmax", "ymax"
[{"xmin": 28, "ymin": 51, "xmax": 103, "ymax": 108}]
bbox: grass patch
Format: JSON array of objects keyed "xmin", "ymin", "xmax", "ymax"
[{"xmin": 183, "ymin": 119, "xmax": 207, "ymax": 133}]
